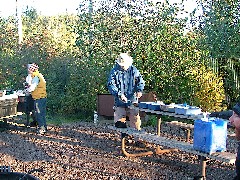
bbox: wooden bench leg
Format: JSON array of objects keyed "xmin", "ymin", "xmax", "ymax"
[
  {"xmin": 199, "ymin": 156, "xmax": 207, "ymax": 179},
  {"xmin": 155, "ymin": 115, "xmax": 178, "ymax": 154},
  {"xmin": 121, "ymin": 134, "xmax": 153, "ymax": 157},
  {"xmin": 155, "ymin": 146, "xmax": 178, "ymax": 154},
  {"xmin": 186, "ymin": 129, "xmax": 191, "ymax": 142}
]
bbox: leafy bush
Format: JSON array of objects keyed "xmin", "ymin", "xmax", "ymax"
[{"xmin": 187, "ymin": 65, "xmax": 227, "ymax": 112}]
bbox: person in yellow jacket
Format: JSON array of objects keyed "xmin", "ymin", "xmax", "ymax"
[{"xmin": 26, "ymin": 63, "xmax": 47, "ymax": 134}]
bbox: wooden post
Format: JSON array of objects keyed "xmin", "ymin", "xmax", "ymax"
[
  {"xmin": 157, "ymin": 115, "xmax": 161, "ymax": 136},
  {"xmin": 200, "ymin": 156, "xmax": 207, "ymax": 178},
  {"xmin": 156, "ymin": 115, "xmax": 161, "ymax": 152},
  {"xmin": 186, "ymin": 129, "xmax": 191, "ymax": 142}
]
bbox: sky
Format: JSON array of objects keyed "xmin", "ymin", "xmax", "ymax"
[
  {"xmin": 0, "ymin": 0, "xmax": 200, "ymax": 18},
  {"xmin": 0, "ymin": 0, "xmax": 81, "ymax": 17}
]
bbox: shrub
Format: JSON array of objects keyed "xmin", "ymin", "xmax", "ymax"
[{"xmin": 187, "ymin": 64, "xmax": 227, "ymax": 112}]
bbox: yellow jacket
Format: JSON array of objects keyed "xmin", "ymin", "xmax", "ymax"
[{"xmin": 31, "ymin": 70, "xmax": 47, "ymax": 100}]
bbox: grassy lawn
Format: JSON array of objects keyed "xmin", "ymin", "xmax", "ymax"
[{"xmin": 46, "ymin": 112, "xmax": 93, "ymax": 126}]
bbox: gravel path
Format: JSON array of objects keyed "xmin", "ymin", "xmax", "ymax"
[{"xmin": 0, "ymin": 119, "xmax": 237, "ymax": 180}]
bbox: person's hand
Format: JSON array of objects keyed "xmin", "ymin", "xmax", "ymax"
[
  {"xmin": 23, "ymin": 89, "xmax": 27, "ymax": 94},
  {"xmin": 23, "ymin": 88, "xmax": 30, "ymax": 95},
  {"xmin": 136, "ymin": 92, "xmax": 142, "ymax": 99},
  {"xmin": 120, "ymin": 94, "xmax": 128, "ymax": 102}
]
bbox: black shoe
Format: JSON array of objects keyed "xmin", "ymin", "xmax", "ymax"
[
  {"xmin": 29, "ymin": 121, "xmax": 38, "ymax": 127},
  {"xmin": 134, "ymin": 140, "xmax": 147, "ymax": 148},
  {"xmin": 121, "ymin": 132, "xmax": 129, "ymax": 139},
  {"xmin": 193, "ymin": 176, "xmax": 204, "ymax": 180},
  {"xmin": 115, "ymin": 121, "xmax": 127, "ymax": 128}
]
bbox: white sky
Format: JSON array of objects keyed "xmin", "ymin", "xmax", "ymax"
[
  {"xmin": 0, "ymin": 0, "xmax": 81, "ymax": 17},
  {"xmin": 0, "ymin": 0, "xmax": 200, "ymax": 18}
]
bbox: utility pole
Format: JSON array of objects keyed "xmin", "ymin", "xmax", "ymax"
[
  {"xmin": 89, "ymin": 0, "xmax": 93, "ymax": 60},
  {"xmin": 16, "ymin": 0, "xmax": 23, "ymax": 44}
]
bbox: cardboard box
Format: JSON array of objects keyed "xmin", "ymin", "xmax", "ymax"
[{"xmin": 193, "ymin": 118, "xmax": 227, "ymax": 154}]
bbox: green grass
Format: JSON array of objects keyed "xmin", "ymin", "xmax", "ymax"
[
  {"xmin": 46, "ymin": 112, "xmax": 92, "ymax": 126},
  {"xmin": 141, "ymin": 114, "xmax": 194, "ymax": 127}
]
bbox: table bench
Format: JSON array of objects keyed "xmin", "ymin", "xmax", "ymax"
[
  {"xmin": 0, "ymin": 112, "xmax": 24, "ymax": 127},
  {"xmin": 108, "ymin": 126, "xmax": 236, "ymax": 179},
  {"xmin": 165, "ymin": 121, "xmax": 194, "ymax": 142},
  {"xmin": 108, "ymin": 107, "xmax": 236, "ymax": 179}
]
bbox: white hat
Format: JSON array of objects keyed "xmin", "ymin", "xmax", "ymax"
[
  {"xmin": 116, "ymin": 53, "xmax": 133, "ymax": 68},
  {"xmin": 28, "ymin": 63, "xmax": 39, "ymax": 73}
]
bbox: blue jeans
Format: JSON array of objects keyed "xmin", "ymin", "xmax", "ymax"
[{"xmin": 34, "ymin": 98, "xmax": 47, "ymax": 129}]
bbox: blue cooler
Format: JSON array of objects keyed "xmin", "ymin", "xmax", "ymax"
[{"xmin": 193, "ymin": 118, "xmax": 227, "ymax": 154}]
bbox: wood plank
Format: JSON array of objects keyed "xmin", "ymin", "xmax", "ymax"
[
  {"xmin": 108, "ymin": 126, "xmax": 236, "ymax": 164},
  {"xmin": 0, "ymin": 112, "xmax": 23, "ymax": 120},
  {"xmin": 139, "ymin": 108, "xmax": 204, "ymax": 120}
]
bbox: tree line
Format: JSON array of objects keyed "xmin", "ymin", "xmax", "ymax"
[{"xmin": 0, "ymin": 0, "xmax": 239, "ymax": 118}]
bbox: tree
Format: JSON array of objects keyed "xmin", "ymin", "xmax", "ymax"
[{"xmin": 197, "ymin": 0, "xmax": 240, "ymax": 106}]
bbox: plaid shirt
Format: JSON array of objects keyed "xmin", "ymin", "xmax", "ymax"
[{"xmin": 107, "ymin": 63, "xmax": 145, "ymax": 107}]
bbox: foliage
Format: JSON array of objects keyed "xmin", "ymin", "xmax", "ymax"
[
  {"xmin": 72, "ymin": 0, "xmax": 228, "ymax": 113},
  {"xmin": 0, "ymin": 17, "xmax": 19, "ymax": 90},
  {"xmin": 142, "ymin": 115, "xmax": 157, "ymax": 127},
  {"xmin": 142, "ymin": 115, "xmax": 177, "ymax": 127},
  {"xmin": 196, "ymin": 0, "xmax": 240, "ymax": 106},
  {"xmin": 0, "ymin": 0, "xmax": 238, "ymax": 118},
  {"xmin": 187, "ymin": 65, "xmax": 226, "ymax": 112},
  {"xmin": 198, "ymin": 0, "xmax": 240, "ymax": 59}
]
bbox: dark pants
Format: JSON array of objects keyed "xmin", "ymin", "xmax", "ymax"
[
  {"xmin": 26, "ymin": 95, "xmax": 36, "ymax": 122},
  {"xmin": 34, "ymin": 98, "xmax": 47, "ymax": 129},
  {"xmin": 235, "ymin": 143, "xmax": 240, "ymax": 180},
  {"xmin": 26, "ymin": 95, "xmax": 34, "ymax": 113}
]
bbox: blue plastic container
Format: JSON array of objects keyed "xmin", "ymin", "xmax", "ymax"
[{"xmin": 193, "ymin": 118, "xmax": 227, "ymax": 154}]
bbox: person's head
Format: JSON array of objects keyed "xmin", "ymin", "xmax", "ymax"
[
  {"xmin": 229, "ymin": 103, "xmax": 240, "ymax": 128},
  {"xmin": 116, "ymin": 53, "xmax": 133, "ymax": 71},
  {"xmin": 28, "ymin": 63, "xmax": 39, "ymax": 74}
]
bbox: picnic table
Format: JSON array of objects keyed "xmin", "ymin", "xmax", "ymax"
[
  {"xmin": 0, "ymin": 93, "xmax": 19, "ymax": 118},
  {"xmin": 108, "ymin": 106, "xmax": 236, "ymax": 179}
]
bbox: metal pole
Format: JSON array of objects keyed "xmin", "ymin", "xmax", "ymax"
[
  {"xmin": 200, "ymin": 156, "xmax": 207, "ymax": 178},
  {"xmin": 16, "ymin": 0, "xmax": 23, "ymax": 44},
  {"xmin": 89, "ymin": 0, "xmax": 93, "ymax": 60}
]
